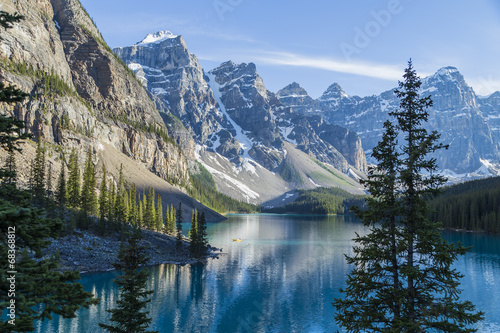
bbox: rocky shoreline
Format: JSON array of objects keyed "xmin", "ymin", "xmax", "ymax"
[{"xmin": 43, "ymin": 229, "xmax": 220, "ymax": 274}]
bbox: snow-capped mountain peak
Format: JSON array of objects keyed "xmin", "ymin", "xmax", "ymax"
[
  {"xmin": 435, "ymin": 66, "xmax": 459, "ymax": 76},
  {"xmin": 319, "ymin": 83, "xmax": 348, "ymax": 101},
  {"xmin": 136, "ymin": 30, "xmax": 178, "ymax": 45}
]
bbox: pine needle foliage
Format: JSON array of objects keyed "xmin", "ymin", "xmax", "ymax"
[
  {"xmin": 99, "ymin": 228, "xmax": 157, "ymax": 333},
  {"xmin": 333, "ymin": 60, "xmax": 484, "ymax": 332}
]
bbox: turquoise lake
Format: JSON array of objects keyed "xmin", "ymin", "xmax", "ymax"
[{"xmin": 35, "ymin": 214, "xmax": 500, "ymax": 332}]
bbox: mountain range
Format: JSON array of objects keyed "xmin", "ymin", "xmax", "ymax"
[
  {"xmin": 114, "ymin": 32, "xmax": 367, "ymax": 204},
  {"xmin": 115, "ymin": 30, "xmax": 500, "ymax": 201},
  {"xmin": 1, "ymin": 0, "xmax": 500, "ymax": 211}
]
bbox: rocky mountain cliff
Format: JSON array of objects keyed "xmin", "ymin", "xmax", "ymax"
[
  {"xmin": 115, "ymin": 33, "xmax": 367, "ymax": 203},
  {"xmin": 0, "ymin": 0, "xmax": 223, "ymax": 221},
  {"xmin": 277, "ymin": 67, "xmax": 500, "ymax": 178}
]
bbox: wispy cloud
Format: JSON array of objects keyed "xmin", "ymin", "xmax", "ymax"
[
  {"xmin": 468, "ymin": 77, "xmax": 500, "ymax": 96},
  {"xmin": 251, "ymin": 51, "xmax": 413, "ymax": 81}
]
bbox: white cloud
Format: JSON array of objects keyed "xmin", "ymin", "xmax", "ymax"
[
  {"xmin": 250, "ymin": 51, "xmax": 413, "ymax": 81},
  {"xmin": 468, "ymin": 77, "xmax": 500, "ymax": 97}
]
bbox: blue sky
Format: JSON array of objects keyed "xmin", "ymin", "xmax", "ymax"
[{"xmin": 79, "ymin": 0, "xmax": 500, "ymax": 98}]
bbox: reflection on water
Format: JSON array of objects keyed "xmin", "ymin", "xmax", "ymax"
[{"xmin": 35, "ymin": 215, "xmax": 500, "ymax": 332}]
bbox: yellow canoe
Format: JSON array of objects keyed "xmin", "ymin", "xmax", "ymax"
[{"xmin": 232, "ymin": 238, "xmax": 242, "ymax": 242}]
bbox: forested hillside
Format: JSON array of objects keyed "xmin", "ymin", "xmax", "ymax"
[
  {"xmin": 430, "ymin": 176, "xmax": 500, "ymax": 233},
  {"xmin": 263, "ymin": 187, "xmax": 365, "ymax": 215},
  {"xmin": 188, "ymin": 164, "xmax": 259, "ymax": 213}
]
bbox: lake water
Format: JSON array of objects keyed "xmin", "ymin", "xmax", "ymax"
[{"xmin": 35, "ymin": 214, "xmax": 500, "ymax": 332}]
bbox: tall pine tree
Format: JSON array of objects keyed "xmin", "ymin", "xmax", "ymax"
[
  {"xmin": 67, "ymin": 149, "xmax": 80, "ymax": 208},
  {"xmin": 99, "ymin": 227, "xmax": 157, "ymax": 333},
  {"xmin": 176, "ymin": 203, "xmax": 183, "ymax": 250},
  {"xmin": 155, "ymin": 193, "xmax": 163, "ymax": 232},
  {"xmin": 333, "ymin": 60, "xmax": 483, "ymax": 332},
  {"xmin": 197, "ymin": 211, "xmax": 209, "ymax": 256},
  {"xmin": 98, "ymin": 165, "xmax": 108, "ymax": 235},
  {"xmin": 80, "ymin": 147, "xmax": 97, "ymax": 215},
  {"xmin": 115, "ymin": 164, "xmax": 127, "ymax": 224},
  {"xmin": 30, "ymin": 138, "xmax": 46, "ymax": 205},
  {"xmin": 108, "ymin": 180, "xmax": 116, "ymax": 228},
  {"xmin": 188, "ymin": 208, "xmax": 198, "ymax": 256},
  {"xmin": 143, "ymin": 187, "xmax": 156, "ymax": 230}
]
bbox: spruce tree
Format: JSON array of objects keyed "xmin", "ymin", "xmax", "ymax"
[
  {"xmin": 0, "ymin": 10, "xmax": 24, "ymax": 29},
  {"xmin": 143, "ymin": 187, "xmax": 155, "ymax": 230},
  {"xmin": 1, "ymin": 149, "xmax": 17, "ymax": 187},
  {"xmin": 30, "ymin": 138, "xmax": 46, "ymax": 205},
  {"xmin": 128, "ymin": 184, "xmax": 138, "ymax": 226},
  {"xmin": 155, "ymin": 193, "xmax": 163, "ymax": 232},
  {"xmin": 67, "ymin": 149, "xmax": 80, "ymax": 208},
  {"xmin": 333, "ymin": 60, "xmax": 483, "ymax": 332},
  {"xmin": 98, "ymin": 165, "xmax": 108, "ymax": 235},
  {"xmin": 197, "ymin": 212, "xmax": 208, "ymax": 256},
  {"xmin": 115, "ymin": 164, "xmax": 127, "ymax": 224},
  {"xmin": 80, "ymin": 147, "xmax": 97, "ymax": 216},
  {"xmin": 165, "ymin": 203, "xmax": 176, "ymax": 234},
  {"xmin": 98, "ymin": 227, "xmax": 157, "ymax": 333},
  {"xmin": 176, "ymin": 203, "xmax": 183, "ymax": 250},
  {"xmin": 138, "ymin": 199, "xmax": 144, "ymax": 228},
  {"xmin": 55, "ymin": 163, "xmax": 67, "ymax": 208},
  {"xmin": 46, "ymin": 162, "xmax": 53, "ymax": 199},
  {"xmin": 170, "ymin": 205, "xmax": 176, "ymax": 233},
  {"xmin": 108, "ymin": 180, "xmax": 116, "ymax": 228},
  {"xmin": 188, "ymin": 208, "xmax": 198, "ymax": 256}
]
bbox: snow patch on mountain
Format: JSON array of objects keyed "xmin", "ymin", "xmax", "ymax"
[
  {"xmin": 194, "ymin": 145, "xmax": 260, "ymax": 201},
  {"xmin": 137, "ymin": 31, "xmax": 178, "ymax": 45},
  {"xmin": 206, "ymin": 72, "xmax": 255, "ymax": 158}
]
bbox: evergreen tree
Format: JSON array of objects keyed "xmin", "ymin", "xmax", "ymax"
[
  {"xmin": 197, "ymin": 212, "xmax": 209, "ymax": 256},
  {"xmin": 155, "ymin": 193, "xmax": 163, "ymax": 232},
  {"xmin": 30, "ymin": 138, "xmax": 46, "ymax": 205},
  {"xmin": 46, "ymin": 162, "xmax": 53, "ymax": 199},
  {"xmin": 67, "ymin": 149, "xmax": 80, "ymax": 208},
  {"xmin": 55, "ymin": 163, "xmax": 67, "ymax": 208},
  {"xmin": 108, "ymin": 180, "xmax": 116, "ymax": 229},
  {"xmin": 98, "ymin": 165, "xmax": 108, "ymax": 235},
  {"xmin": 128, "ymin": 184, "xmax": 138, "ymax": 226},
  {"xmin": 176, "ymin": 203, "xmax": 183, "ymax": 250},
  {"xmin": 115, "ymin": 164, "xmax": 127, "ymax": 224},
  {"xmin": 165, "ymin": 203, "xmax": 176, "ymax": 234},
  {"xmin": 123, "ymin": 189, "xmax": 130, "ymax": 224},
  {"xmin": 143, "ymin": 187, "xmax": 156, "ymax": 229},
  {"xmin": 188, "ymin": 209, "xmax": 198, "ymax": 256},
  {"xmin": 1, "ymin": 149, "xmax": 17, "ymax": 187},
  {"xmin": 333, "ymin": 60, "xmax": 483, "ymax": 332},
  {"xmin": 0, "ymin": 10, "xmax": 24, "ymax": 29},
  {"xmin": 98, "ymin": 227, "xmax": 157, "ymax": 333},
  {"xmin": 80, "ymin": 147, "xmax": 97, "ymax": 216},
  {"xmin": 138, "ymin": 198, "xmax": 144, "ymax": 228}
]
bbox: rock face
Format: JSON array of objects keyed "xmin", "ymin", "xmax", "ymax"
[
  {"xmin": 208, "ymin": 61, "xmax": 281, "ymax": 149},
  {"xmin": 274, "ymin": 83, "xmax": 367, "ymax": 173},
  {"xmin": 114, "ymin": 33, "xmax": 226, "ymax": 160},
  {"xmin": 282, "ymin": 66, "xmax": 500, "ymax": 176},
  {"xmin": 114, "ymin": 33, "xmax": 368, "ymax": 203},
  {"xmin": 207, "ymin": 60, "xmax": 366, "ymax": 174},
  {"xmin": 477, "ymin": 92, "xmax": 500, "ymax": 146},
  {"xmin": 0, "ymin": 0, "xmax": 221, "ymax": 220},
  {"xmin": 277, "ymin": 82, "xmax": 319, "ymax": 115}
]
